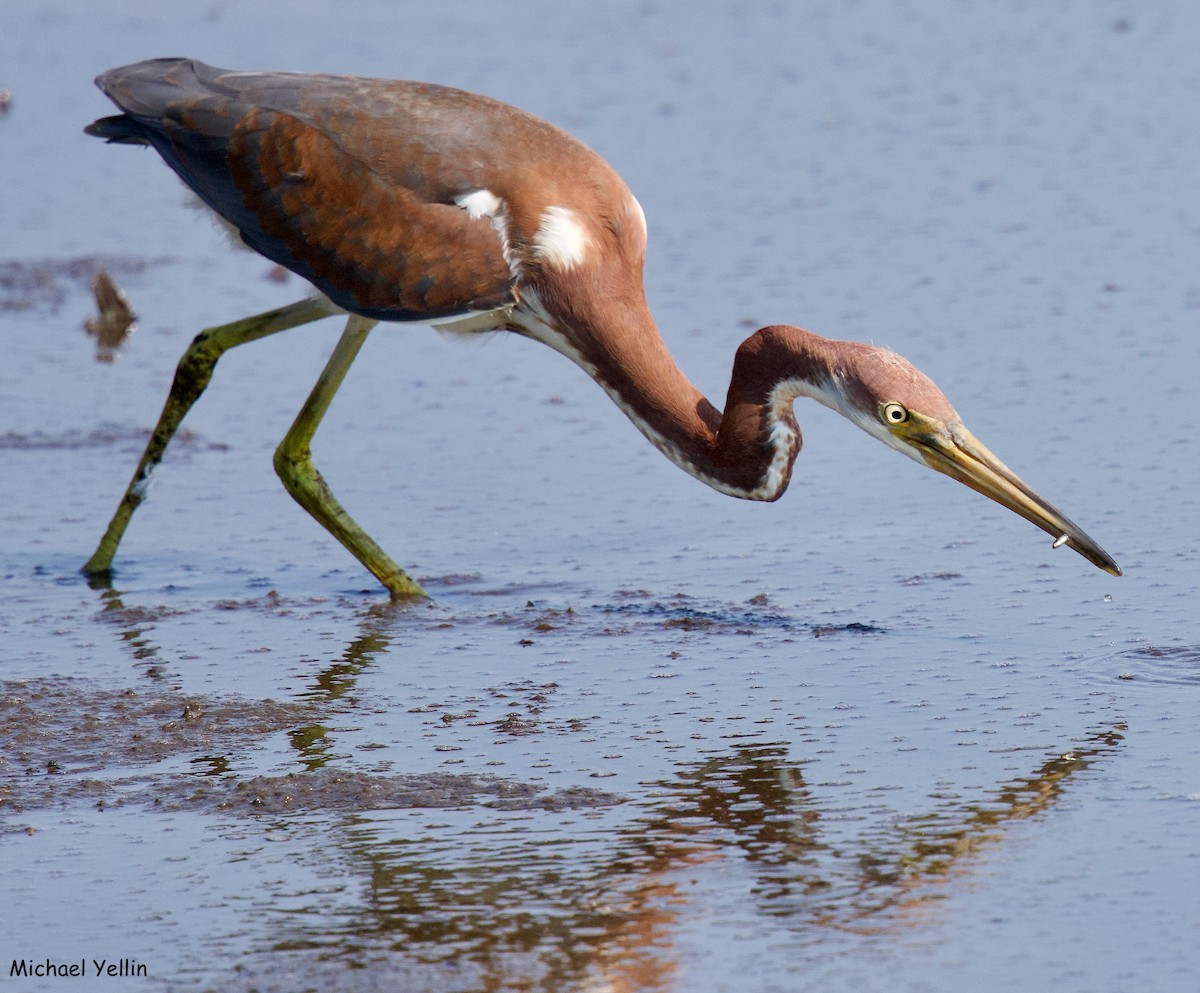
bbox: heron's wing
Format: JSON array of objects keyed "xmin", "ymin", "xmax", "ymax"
[{"xmin": 89, "ymin": 59, "xmax": 516, "ymax": 321}]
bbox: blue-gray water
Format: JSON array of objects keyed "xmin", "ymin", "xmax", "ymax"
[{"xmin": 2, "ymin": 2, "xmax": 1198, "ymax": 991}]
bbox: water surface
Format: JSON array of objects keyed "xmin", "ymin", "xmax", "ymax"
[{"xmin": 2, "ymin": 3, "xmax": 1198, "ymax": 991}]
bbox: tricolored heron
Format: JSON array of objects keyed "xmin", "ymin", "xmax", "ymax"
[{"xmin": 83, "ymin": 58, "xmax": 1120, "ymax": 598}]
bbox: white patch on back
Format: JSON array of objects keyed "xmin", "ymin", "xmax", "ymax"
[
  {"xmin": 454, "ymin": 188, "xmax": 521, "ymax": 279},
  {"xmin": 532, "ymin": 206, "xmax": 589, "ymax": 270},
  {"xmin": 454, "ymin": 189, "xmax": 501, "ymax": 220},
  {"xmin": 627, "ymin": 195, "xmax": 647, "ymax": 242}
]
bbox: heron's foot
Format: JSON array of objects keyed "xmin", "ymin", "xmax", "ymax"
[
  {"xmin": 273, "ymin": 447, "xmax": 427, "ymax": 599},
  {"xmin": 80, "ymin": 561, "xmax": 116, "ymax": 591},
  {"xmin": 82, "ymin": 549, "xmax": 117, "ymax": 578}
]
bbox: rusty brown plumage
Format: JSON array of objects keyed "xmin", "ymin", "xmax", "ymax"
[{"xmin": 227, "ymin": 109, "xmax": 514, "ymax": 316}]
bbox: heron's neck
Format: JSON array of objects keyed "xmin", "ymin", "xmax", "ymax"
[{"xmin": 513, "ymin": 291, "xmax": 835, "ymax": 501}]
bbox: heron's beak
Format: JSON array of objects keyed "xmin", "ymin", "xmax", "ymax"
[{"xmin": 910, "ymin": 422, "xmax": 1121, "ymax": 576}]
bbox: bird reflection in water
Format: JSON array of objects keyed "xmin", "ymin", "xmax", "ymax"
[
  {"xmin": 79, "ymin": 589, "xmax": 1126, "ymax": 988},
  {"xmin": 255, "ymin": 728, "xmax": 1123, "ymax": 991}
]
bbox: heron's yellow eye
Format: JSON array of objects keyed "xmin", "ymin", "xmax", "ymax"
[{"xmin": 881, "ymin": 402, "xmax": 909, "ymax": 425}]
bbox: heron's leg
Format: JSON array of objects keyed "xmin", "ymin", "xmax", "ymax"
[
  {"xmin": 83, "ymin": 296, "xmax": 337, "ymax": 578},
  {"xmin": 273, "ymin": 314, "xmax": 427, "ymax": 599}
]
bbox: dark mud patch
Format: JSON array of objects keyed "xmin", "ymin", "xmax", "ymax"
[
  {"xmin": 481, "ymin": 592, "xmax": 886, "ymax": 640},
  {"xmin": 899, "ymin": 572, "xmax": 967, "ymax": 586},
  {"xmin": 91, "ymin": 588, "xmax": 882, "ymax": 643},
  {"xmin": 46, "ymin": 588, "xmax": 888, "ymax": 685},
  {"xmin": 592, "ymin": 596, "xmax": 884, "ymax": 638},
  {"xmin": 160, "ymin": 767, "xmax": 622, "ymax": 815},
  {"xmin": 0, "ymin": 679, "xmax": 315, "ymax": 774},
  {"xmin": 0, "ymin": 678, "xmax": 316, "ymax": 817},
  {"xmin": 0, "ymin": 678, "xmax": 622, "ymax": 824},
  {"xmin": 403, "ymin": 679, "xmax": 591, "ymax": 739}
]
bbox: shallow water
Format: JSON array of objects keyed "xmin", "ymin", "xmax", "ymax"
[{"xmin": 2, "ymin": 2, "xmax": 1199, "ymax": 991}]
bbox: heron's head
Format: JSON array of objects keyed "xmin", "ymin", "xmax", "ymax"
[{"xmin": 818, "ymin": 341, "xmax": 1121, "ymax": 576}]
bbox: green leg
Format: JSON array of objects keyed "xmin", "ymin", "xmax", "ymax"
[
  {"xmin": 273, "ymin": 314, "xmax": 427, "ymax": 599},
  {"xmin": 83, "ymin": 296, "xmax": 337, "ymax": 578}
]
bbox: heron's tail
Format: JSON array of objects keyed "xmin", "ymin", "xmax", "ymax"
[{"xmin": 84, "ymin": 114, "xmax": 150, "ymax": 145}]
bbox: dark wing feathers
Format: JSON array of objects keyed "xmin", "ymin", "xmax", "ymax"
[{"xmin": 89, "ymin": 58, "xmax": 516, "ymax": 320}]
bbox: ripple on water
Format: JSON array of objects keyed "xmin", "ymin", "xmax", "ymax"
[{"xmin": 1083, "ymin": 643, "xmax": 1200, "ymax": 687}]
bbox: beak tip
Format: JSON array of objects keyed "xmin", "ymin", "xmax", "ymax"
[
  {"xmin": 1083, "ymin": 542, "xmax": 1122, "ymax": 577},
  {"xmin": 1081, "ymin": 545, "xmax": 1122, "ymax": 577},
  {"xmin": 1053, "ymin": 534, "xmax": 1121, "ymax": 577}
]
